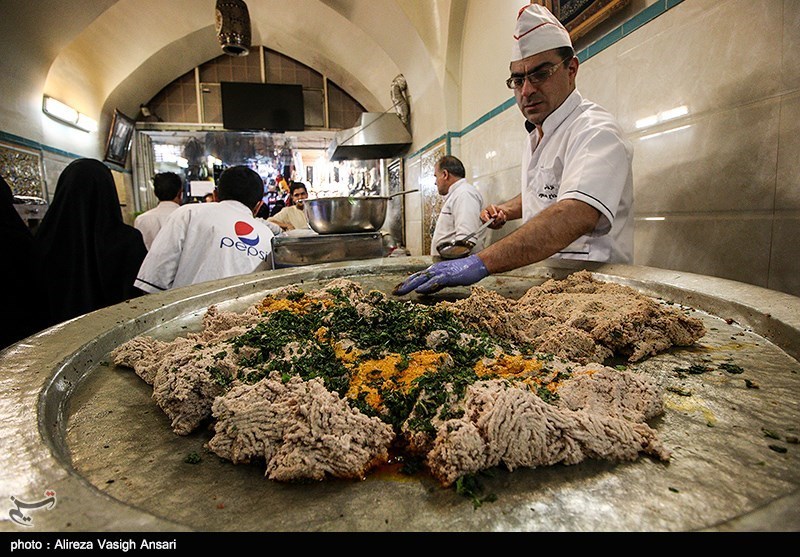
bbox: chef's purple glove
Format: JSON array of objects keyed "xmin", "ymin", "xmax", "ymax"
[{"xmin": 393, "ymin": 255, "xmax": 489, "ymax": 295}]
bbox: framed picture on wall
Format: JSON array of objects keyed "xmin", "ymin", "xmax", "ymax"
[
  {"xmin": 103, "ymin": 109, "xmax": 135, "ymax": 166},
  {"xmin": 535, "ymin": 0, "xmax": 630, "ymax": 41}
]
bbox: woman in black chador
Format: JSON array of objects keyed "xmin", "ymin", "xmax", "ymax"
[
  {"xmin": 0, "ymin": 175, "xmax": 47, "ymax": 348},
  {"xmin": 33, "ymin": 158, "xmax": 147, "ymax": 328}
]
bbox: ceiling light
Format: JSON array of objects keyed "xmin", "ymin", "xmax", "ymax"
[
  {"xmin": 42, "ymin": 95, "xmax": 97, "ymax": 133},
  {"xmin": 215, "ymin": 0, "xmax": 251, "ymax": 56}
]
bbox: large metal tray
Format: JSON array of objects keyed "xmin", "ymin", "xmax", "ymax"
[{"xmin": 1, "ymin": 259, "xmax": 799, "ymax": 532}]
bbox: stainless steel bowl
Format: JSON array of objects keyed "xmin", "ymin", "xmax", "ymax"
[{"xmin": 304, "ymin": 196, "xmax": 387, "ymax": 234}]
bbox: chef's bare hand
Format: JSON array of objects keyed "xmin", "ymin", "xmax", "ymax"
[
  {"xmin": 481, "ymin": 205, "xmax": 507, "ymax": 229},
  {"xmin": 393, "ymin": 255, "xmax": 489, "ymax": 296}
]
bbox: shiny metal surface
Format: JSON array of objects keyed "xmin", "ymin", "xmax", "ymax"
[
  {"xmin": 305, "ymin": 196, "xmax": 388, "ymax": 234},
  {"xmin": 271, "ymin": 232, "xmax": 384, "ymax": 267},
  {"xmin": 327, "ymin": 112, "xmax": 412, "ymax": 161},
  {"xmin": 1, "ymin": 259, "xmax": 799, "ymax": 532}
]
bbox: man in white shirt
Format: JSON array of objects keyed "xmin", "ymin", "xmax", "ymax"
[
  {"xmin": 430, "ymin": 155, "xmax": 487, "ymax": 256},
  {"xmin": 133, "ymin": 172, "xmax": 182, "ymax": 250},
  {"xmin": 267, "ymin": 181, "xmax": 309, "ymax": 231},
  {"xmin": 134, "ymin": 166, "xmax": 275, "ymax": 293},
  {"xmin": 395, "ymin": 3, "xmax": 633, "ymax": 295}
]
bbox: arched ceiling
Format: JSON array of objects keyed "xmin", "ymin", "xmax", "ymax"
[{"xmin": 29, "ymin": 0, "xmax": 466, "ymax": 156}]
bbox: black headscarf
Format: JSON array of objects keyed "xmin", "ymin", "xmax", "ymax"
[
  {"xmin": 0, "ymin": 175, "xmax": 47, "ymax": 349},
  {"xmin": 33, "ymin": 158, "xmax": 147, "ymax": 327}
]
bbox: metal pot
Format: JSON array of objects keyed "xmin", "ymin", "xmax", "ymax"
[{"xmin": 304, "ymin": 190, "xmax": 417, "ymax": 234}]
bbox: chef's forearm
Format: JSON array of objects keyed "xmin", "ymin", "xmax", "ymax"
[
  {"xmin": 482, "ymin": 194, "xmax": 523, "ymax": 224},
  {"xmin": 498, "ymin": 195, "xmax": 523, "ymax": 220},
  {"xmin": 478, "ymin": 199, "xmax": 599, "ymax": 274}
]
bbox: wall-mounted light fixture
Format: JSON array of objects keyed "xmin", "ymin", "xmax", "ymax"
[{"xmin": 42, "ymin": 95, "xmax": 98, "ymax": 132}]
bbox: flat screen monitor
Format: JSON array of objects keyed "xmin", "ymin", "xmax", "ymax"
[{"xmin": 221, "ymin": 82, "xmax": 305, "ymax": 132}]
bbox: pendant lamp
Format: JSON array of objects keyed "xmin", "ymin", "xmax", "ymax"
[{"xmin": 215, "ymin": 0, "xmax": 251, "ymax": 56}]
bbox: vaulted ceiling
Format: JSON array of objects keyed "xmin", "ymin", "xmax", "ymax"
[{"xmin": 0, "ymin": 0, "xmax": 469, "ymax": 157}]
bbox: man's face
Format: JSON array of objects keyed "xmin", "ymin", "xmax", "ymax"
[
  {"xmin": 510, "ymin": 49, "xmax": 577, "ymax": 128},
  {"xmin": 292, "ymin": 187, "xmax": 308, "ymax": 208},
  {"xmin": 434, "ymin": 165, "xmax": 449, "ymax": 196}
]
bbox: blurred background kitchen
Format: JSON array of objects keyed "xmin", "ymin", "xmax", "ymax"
[{"xmin": 1, "ymin": 0, "xmax": 798, "ymax": 296}]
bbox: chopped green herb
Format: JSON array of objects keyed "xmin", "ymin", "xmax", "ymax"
[
  {"xmin": 667, "ymin": 386, "xmax": 692, "ymax": 397},
  {"xmin": 674, "ymin": 363, "xmax": 712, "ymax": 375},
  {"xmin": 208, "ymin": 366, "xmax": 233, "ymax": 388},
  {"xmin": 719, "ymin": 362, "xmax": 744, "ymax": 374},
  {"xmin": 455, "ymin": 473, "xmax": 497, "ymax": 509}
]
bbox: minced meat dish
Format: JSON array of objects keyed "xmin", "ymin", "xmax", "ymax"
[{"xmin": 111, "ymin": 271, "xmax": 705, "ymax": 487}]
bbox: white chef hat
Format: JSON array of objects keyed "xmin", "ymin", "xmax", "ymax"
[{"xmin": 511, "ymin": 3, "xmax": 572, "ymax": 62}]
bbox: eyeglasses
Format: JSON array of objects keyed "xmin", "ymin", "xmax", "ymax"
[{"xmin": 505, "ymin": 56, "xmax": 571, "ymax": 90}]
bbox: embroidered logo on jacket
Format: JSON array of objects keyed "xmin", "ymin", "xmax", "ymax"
[
  {"xmin": 219, "ymin": 220, "xmax": 269, "ymax": 261},
  {"xmin": 234, "ymin": 221, "xmax": 260, "ymax": 246}
]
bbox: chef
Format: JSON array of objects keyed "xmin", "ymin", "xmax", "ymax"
[
  {"xmin": 430, "ymin": 155, "xmax": 487, "ymax": 256},
  {"xmin": 135, "ymin": 165, "xmax": 274, "ymax": 292},
  {"xmin": 395, "ymin": 3, "xmax": 633, "ymax": 295}
]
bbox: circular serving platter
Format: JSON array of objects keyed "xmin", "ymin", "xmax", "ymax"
[{"xmin": 1, "ymin": 258, "xmax": 798, "ymax": 532}]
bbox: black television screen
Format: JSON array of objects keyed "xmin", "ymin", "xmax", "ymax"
[{"xmin": 221, "ymin": 82, "xmax": 305, "ymax": 132}]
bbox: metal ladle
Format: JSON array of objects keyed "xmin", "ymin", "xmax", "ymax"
[
  {"xmin": 436, "ymin": 217, "xmax": 495, "ymax": 259},
  {"xmin": 387, "ymin": 188, "xmax": 419, "ymax": 199}
]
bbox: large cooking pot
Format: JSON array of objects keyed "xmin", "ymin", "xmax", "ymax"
[{"xmin": 304, "ymin": 190, "xmax": 418, "ymax": 234}]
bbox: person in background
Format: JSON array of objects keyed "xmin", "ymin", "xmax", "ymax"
[
  {"xmin": 134, "ymin": 171, "xmax": 183, "ymax": 250},
  {"xmin": 251, "ymin": 183, "xmax": 285, "ymax": 237},
  {"xmin": 275, "ymin": 173, "xmax": 289, "ymax": 199},
  {"xmin": 204, "ymin": 192, "xmax": 216, "ymax": 203},
  {"xmin": 253, "ymin": 180, "xmax": 277, "ymax": 220},
  {"xmin": 430, "ymin": 155, "xmax": 488, "ymax": 257},
  {"xmin": 268, "ymin": 196, "xmax": 286, "ymax": 218},
  {"xmin": 267, "ymin": 181, "xmax": 309, "ymax": 231},
  {"xmin": 32, "ymin": 158, "xmax": 147, "ymax": 327},
  {"xmin": 1, "ymin": 175, "xmax": 47, "ymax": 348},
  {"xmin": 395, "ymin": 3, "xmax": 633, "ymax": 295},
  {"xmin": 134, "ymin": 165, "xmax": 274, "ymax": 293}
]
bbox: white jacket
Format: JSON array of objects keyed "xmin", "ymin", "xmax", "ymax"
[
  {"xmin": 430, "ymin": 179, "xmax": 487, "ymax": 256},
  {"xmin": 521, "ymin": 89, "xmax": 634, "ymax": 263},
  {"xmin": 135, "ymin": 200, "xmax": 274, "ymax": 293},
  {"xmin": 134, "ymin": 200, "xmax": 180, "ymax": 250}
]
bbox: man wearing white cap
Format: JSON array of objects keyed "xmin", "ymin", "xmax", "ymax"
[{"xmin": 395, "ymin": 3, "xmax": 633, "ymax": 296}]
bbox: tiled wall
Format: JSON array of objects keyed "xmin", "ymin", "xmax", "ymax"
[{"xmin": 404, "ymin": 0, "xmax": 800, "ymax": 298}]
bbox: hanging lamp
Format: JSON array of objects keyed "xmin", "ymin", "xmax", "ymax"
[{"xmin": 215, "ymin": 0, "xmax": 251, "ymax": 56}]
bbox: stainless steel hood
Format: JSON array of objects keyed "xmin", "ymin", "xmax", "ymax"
[{"xmin": 327, "ymin": 112, "xmax": 412, "ymax": 161}]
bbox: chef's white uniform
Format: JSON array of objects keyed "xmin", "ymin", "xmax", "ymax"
[
  {"xmin": 135, "ymin": 200, "xmax": 274, "ymax": 293},
  {"xmin": 430, "ymin": 179, "xmax": 487, "ymax": 256},
  {"xmin": 133, "ymin": 200, "xmax": 180, "ymax": 250},
  {"xmin": 521, "ymin": 89, "xmax": 633, "ymax": 263}
]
